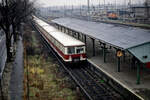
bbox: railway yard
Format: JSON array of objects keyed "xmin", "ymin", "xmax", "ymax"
[
  {"xmin": 1, "ymin": 15, "xmax": 150, "ymax": 100},
  {"xmin": 0, "ymin": 16, "xmax": 150, "ymax": 100},
  {"xmin": 32, "ymin": 17, "xmax": 150, "ymax": 100},
  {"xmin": 0, "ymin": 0, "xmax": 150, "ymax": 100}
]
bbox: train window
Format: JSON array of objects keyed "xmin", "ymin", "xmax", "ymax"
[
  {"xmin": 68, "ymin": 47, "xmax": 75, "ymax": 54},
  {"xmin": 76, "ymin": 48, "xmax": 84, "ymax": 54},
  {"xmin": 62, "ymin": 47, "xmax": 65, "ymax": 53}
]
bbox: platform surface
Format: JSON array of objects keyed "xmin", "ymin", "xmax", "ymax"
[
  {"xmin": 9, "ymin": 37, "xmax": 23, "ymax": 100},
  {"xmin": 88, "ymin": 56, "xmax": 150, "ymax": 90},
  {"xmin": 84, "ymin": 36, "xmax": 150, "ymax": 100}
]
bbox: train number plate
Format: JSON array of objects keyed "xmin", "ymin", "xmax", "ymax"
[{"xmin": 73, "ymin": 58, "xmax": 80, "ymax": 62}]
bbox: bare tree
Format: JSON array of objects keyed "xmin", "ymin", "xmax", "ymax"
[
  {"xmin": 0, "ymin": 0, "xmax": 35, "ymax": 61},
  {"xmin": 11, "ymin": 0, "xmax": 35, "ymax": 42}
]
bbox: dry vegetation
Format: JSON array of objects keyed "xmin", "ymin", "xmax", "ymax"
[{"xmin": 23, "ymin": 24, "xmax": 83, "ymax": 100}]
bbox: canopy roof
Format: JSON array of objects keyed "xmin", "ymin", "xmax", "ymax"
[
  {"xmin": 52, "ymin": 18, "xmax": 150, "ymax": 63},
  {"xmin": 52, "ymin": 18, "xmax": 150, "ymax": 49},
  {"xmin": 128, "ymin": 42, "xmax": 150, "ymax": 63}
]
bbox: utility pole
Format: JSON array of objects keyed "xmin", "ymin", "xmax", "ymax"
[
  {"xmin": 64, "ymin": 5, "xmax": 65, "ymax": 17},
  {"xmin": 103, "ymin": 0, "xmax": 106, "ymax": 20},
  {"xmin": 99, "ymin": 0, "xmax": 101, "ymax": 8},
  {"xmin": 98, "ymin": 0, "xmax": 100, "ymax": 8},
  {"xmin": 71, "ymin": 5, "xmax": 74, "ymax": 18},
  {"xmin": 88, "ymin": 0, "xmax": 90, "ymax": 21},
  {"xmin": 129, "ymin": 0, "xmax": 131, "ymax": 5},
  {"xmin": 115, "ymin": 0, "xmax": 117, "ymax": 9},
  {"xmin": 104, "ymin": 0, "xmax": 105, "ymax": 9},
  {"xmin": 80, "ymin": 4, "xmax": 82, "ymax": 17},
  {"xmin": 129, "ymin": 0, "xmax": 132, "ymax": 17}
]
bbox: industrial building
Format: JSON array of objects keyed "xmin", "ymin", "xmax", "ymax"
[{"xmin": 132, "ymin": 0, "xmax": 150, "ymax": 23}]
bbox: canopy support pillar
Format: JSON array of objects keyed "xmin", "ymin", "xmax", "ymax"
[
  {"xmin": 56, "ymin": 24, "xmax": 59, "ymax": 29},
  {"xmin": 72, "ymin": 31, "xmax": 75, "ymax": 37},
  {"xmin": 116, "ymin": 49, "xmax": 122, "ymax": 72},
  {"xmin": 78, "ymin": 33, "xmax": 80, "ymax": 39},
  {"xmin": 91, "ymin": 38, "xmax": 95, "ymax": 56},
  {"xmin": 71, "ymin": 30, "xmax": 73, "ymax": 37},
  {"xmin": 64, "ymin": 27, "xmax": 66, "ymax": 33},
  {"xmin": 68, "ymin": 29, "xmax": 71, "ymax": 35},
  {"xmin": 62, "ymin": 26, "xmax": 63, "ymax": 32},
  {"xmin": 103, "ymin": 44, "xmax": 106, "ymax": 63},
  {"xmin": 117, "ymin": 57, "xmax": 121, "ymax": 72},
  {"xmin": 58, "ymin": 25, "xmax": 59, "ymax": 30},
  {"xmin": 84, "ymin": 35, "xmax": 86, "ymax": 44},
  {"xmin": 81, "ymin": 34, "xmax": 83, "ymax": 41},
  {"xmin": 66, "ymin": 28, "xmax": 69, "ymax": 34},
  {"xmin": 60, "ymin": 26, "xmax": 62, "ymax": 32},
  {"xmin": 123, "ymin": 51, "xmax": 126, "ymax": 62},
  {"xmin": 136, "ymin": 61, "xmax": 141, "ymax": 85}
]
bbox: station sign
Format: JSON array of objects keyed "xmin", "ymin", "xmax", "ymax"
[{"xmin": 117, "ymin": 51, "xmax": 123, "ymax": 57}]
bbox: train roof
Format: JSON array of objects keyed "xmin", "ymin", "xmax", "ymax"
[
  {"xmin": 35, "ymin": 19, "xmax": 49, "ymax": 26},
  {"xmin": 49, "ymin": 31, "xmax": 85, "ymax": 47},
  {"xmin": 34, "ymin": 17, "xmax": 85, "ymax": 47},
  {"xmin": 43, "ymin": 25, "xmax": 58, "ymax": 32}
]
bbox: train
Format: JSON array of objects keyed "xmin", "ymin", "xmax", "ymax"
[
  {"xmin": 33, "ymin": 17, "xmax": 86, "ymax": 63},
  {"xmin": 107, "ymin": 13, "xmax": 118, "ymax": 20}
]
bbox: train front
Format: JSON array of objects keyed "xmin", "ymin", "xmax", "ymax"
[{"xmin": 65, "ymin": 45, "xmax": 86, "ymax": 63}]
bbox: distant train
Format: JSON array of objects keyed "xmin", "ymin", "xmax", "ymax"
[
  {"xmin": 107, "ymin": 13, "xmax": 118, "ymax": 20},
  {"xmin": 33, "ymin": 17, "xmax": 86, "ymax": 62}
]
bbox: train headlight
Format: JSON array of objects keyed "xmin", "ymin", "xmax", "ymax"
[{"xmin": 69, "ymin": 55, "xmax": 72, "ymax": 61}]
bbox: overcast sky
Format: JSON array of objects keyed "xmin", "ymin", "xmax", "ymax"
[{"xmin": 35, "ymin": 0, "xmax": 145, "ymax": 7}]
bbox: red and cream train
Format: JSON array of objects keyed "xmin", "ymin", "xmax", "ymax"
[{"xmin": 33, "ymin": 17, "xmax": 86, "ymax": 62}]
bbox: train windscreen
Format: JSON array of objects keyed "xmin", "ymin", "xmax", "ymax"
[
  {"xmin": 76, "ymin": 46, "xmax": 85, "ymax": 54},
  {"xmin": 68, "ymin": 47, "xmax": 75, "ymax": 54}
]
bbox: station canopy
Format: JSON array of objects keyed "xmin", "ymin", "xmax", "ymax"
[{"xmin": 52, "ymin": 18, "xmax": 150, "ymax": 63}]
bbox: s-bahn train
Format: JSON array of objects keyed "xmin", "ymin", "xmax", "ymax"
[{"xmin": 33, "ymin": 17, "xmax": 86, "ymax": 62}]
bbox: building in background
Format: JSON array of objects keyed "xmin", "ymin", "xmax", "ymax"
[
  {"xmin": 131, "ymin": 0, "xmax": 150, "ymax": 23},
  {"xmin": 147, "ymin": 0, "xmax": 150, "ymax": 5}
]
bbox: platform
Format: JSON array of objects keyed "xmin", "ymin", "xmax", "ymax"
[
  {"xmin": 85, "ymin": 37, "xmax": 150, "ymax": 100},
  {"xmin": 9, "ymin": 37, "xmax": 23, "ymax": 100}
]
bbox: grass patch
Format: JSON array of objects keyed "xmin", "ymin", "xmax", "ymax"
[{"xmin": 23, "ymin": 24, "xmax": 82, "ymax": 100}]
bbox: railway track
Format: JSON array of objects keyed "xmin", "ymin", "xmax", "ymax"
[
  {"xmin": 69, "ymin": 66, "xmax": 123, "ymax": 100},
  {"xmin": 41, "ymin": 36, "xmax": 124, "ymax": 100},
  {"xmin": 32, "ymin": 23, "xmax": 141, "ymax": 100}
]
